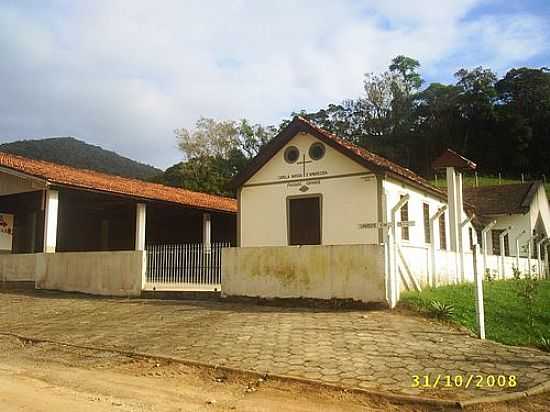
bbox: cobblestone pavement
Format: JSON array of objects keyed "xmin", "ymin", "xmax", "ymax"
[{"xmin": 1, "ymin": 290, "xmax": 549, "ymax": 400}]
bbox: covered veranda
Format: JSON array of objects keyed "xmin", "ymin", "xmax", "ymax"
[{"xmin": 0, "ymin": 152, "xmax": 237, "ymax": 295}]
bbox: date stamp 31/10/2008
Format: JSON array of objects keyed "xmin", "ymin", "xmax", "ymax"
[{"xmin": 411, "ymin": 374, "xmax": 517, "ymax": 389}]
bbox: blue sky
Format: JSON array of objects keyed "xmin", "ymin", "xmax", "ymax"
[{"xmin": 1, "ymin": 0, "xmax": 549, "ymax": 168}]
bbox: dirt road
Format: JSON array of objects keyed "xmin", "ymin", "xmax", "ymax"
[
  {"xmin": 0, "ymin": 335, "xmax": 549, "ymax": 412},
  {"xmin": 0, "ymin": 335, "xmax": 421, "ymax": 412}
]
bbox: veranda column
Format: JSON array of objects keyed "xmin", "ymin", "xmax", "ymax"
[
  {"xmin": 203, "ymin": 212, "xmax": 211, "ymax": 253},
  {"xmin": 135, "ymin": 203, "xmax": 146, "ymax": 251},
  {"xmin": 43, "ymin": 189, "xmax": 59, "ymax": 253}
]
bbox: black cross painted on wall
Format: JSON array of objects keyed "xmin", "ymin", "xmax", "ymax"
[{"xmin": 297, "ymin": 154, "xmax": 312, "ymax": 178}]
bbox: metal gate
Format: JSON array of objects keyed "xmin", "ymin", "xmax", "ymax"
[{"xmin": 144, "ymin": 242, "xmax": 229, "ymax": 291}]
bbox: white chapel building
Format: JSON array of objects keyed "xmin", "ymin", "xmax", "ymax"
[{"xmin": 223, "ymin": 117, "xmax": 550, "ymax": 306}]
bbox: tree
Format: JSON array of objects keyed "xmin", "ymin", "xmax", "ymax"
[
  {"xmin": 415, "ymin": 83, "xmax": 463, "ymax": 174},
  {"xmin": 389, "ymin": 55, "xmax": 423, "ymax": 96},
  {"xmin": 157, "ymin": 117, "xmax": 276, "ymax": 195},
  {"xmin": 453, "ymin": 67, "xmax": 497, "ymax": 156},
  {"xmin": 496, "ymin": 68, "xmax": 550, "ymax": 174}
]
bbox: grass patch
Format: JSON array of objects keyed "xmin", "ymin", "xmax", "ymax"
[{"xmin": 401, "ymin": 280, "xmax": 550, "ymax": 347}]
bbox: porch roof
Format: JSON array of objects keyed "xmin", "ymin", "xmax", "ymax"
[{"xmin": 0, "ymin": 151, "xmax": 237, "ymax": 213}]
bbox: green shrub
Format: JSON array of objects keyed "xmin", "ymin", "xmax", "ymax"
[
  {"xmin": 428, "ymin": 300, "xmax": 455, "ymax": 320},
  {"xmin": 538, "ymin": 336, "xmax": 550, "ymax": 352},
  {"xmin": 515, "ymin": 275, "xmax": 540, "ymax": 343}
]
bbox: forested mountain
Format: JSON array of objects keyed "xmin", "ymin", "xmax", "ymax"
[{"xmin": 0, "ymin": 137, "xmax": 162, "ymax": 180}]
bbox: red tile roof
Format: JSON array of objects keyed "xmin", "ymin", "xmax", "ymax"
[
  {"xmin": 0, "ymin": 152, "xmax": 237, "ymax": 213},
  {"xmin": 432, "ymin": 149, "xmax": 477, "ymax": 171},
  {"xmin": 230, "ymin": 116, "xmax": 447, "ymax": 200},
  {"xmin": 463, "ymin": 182, "xmax": 540, "ymax": 216}
]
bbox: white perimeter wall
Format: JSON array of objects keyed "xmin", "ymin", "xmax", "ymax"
[
  {"xmin": 222, "ymin": 244, "xmax": 387, "ymax": 304},
  {"xmin": 0, "ymin": 251, "xmax": 145, "ymax": 296},
  {"xmin": 400, "ymin": 244, "xmax": 541, "ymax": 291},
  {"xmin": 0, "ymin": 253, "xmax": 42, "ymax": 282}
]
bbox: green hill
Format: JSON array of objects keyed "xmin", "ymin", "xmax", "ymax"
[{"xmin": 0, "ymin": 137, "xmax": 162, "ymax": 180}]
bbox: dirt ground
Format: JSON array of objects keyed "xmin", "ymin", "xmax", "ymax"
[{"xmin": 0, "ymin": 335, "xmax": 548, "ymax": 412}]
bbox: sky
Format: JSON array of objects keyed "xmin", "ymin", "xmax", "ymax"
[{"xmin": 1, "ymin": 0, "xmax": 549, "ymax": 169}]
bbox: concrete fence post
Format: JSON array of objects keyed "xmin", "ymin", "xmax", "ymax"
[
  {"xmin": 388, "ymin": 195, "xmax": 409, "ymax": 308},
  {"xmin": 481, "ymin": 221, "xmax": 496, "ymax": 277},
  {"xmin": 472, "ymin": 244, "xmax": 485, "ymax": 340},
  {"xmin": 498, "ymin": 227, "xmax": 511, "ymax": 279},
  {"xmin": 513, "ymin": 230, "xmax": 526, "ymax": 273},
  {"xmin": 429, "ymin": 205, "xmax": 447, "ymax": 287}
]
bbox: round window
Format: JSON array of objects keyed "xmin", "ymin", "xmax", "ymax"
[
  {"xmin": 309, "ymin": 142, "xmax": 326, "ymax": 161},
  {"xmin": 284, "ymin": 146, "xmax": 300, "ymax": 164}
]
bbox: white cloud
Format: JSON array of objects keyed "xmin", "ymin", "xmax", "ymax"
[{"xmin": 0, "ymin": 0, "xmax": 547, "ymax": 168}]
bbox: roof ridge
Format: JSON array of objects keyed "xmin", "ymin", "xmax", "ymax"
[
  {"xmin": 295, "ymin": 117, "xmax": 441, "ymax": 191},
  {"xmin": 0, "ymin": 151, "xmax": 235, "ymax": 202}
]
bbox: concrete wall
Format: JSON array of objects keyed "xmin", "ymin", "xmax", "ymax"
[
  {"xmin": 0, "ymin": 251, "xmax": 145, "ymax": 296},
  {"xmin": 0, "ymin": 253, "xmax": 43, "ymax": 282},
  {"xmin": 222, "ymin": 244, "xmax": 387, "ymax": 304},
  {"xmin": 37, "ymin": 251, "xmax": 145, "ymax": 296},
  {"xmin": 240, "ymin": 132, "xmax": 379, "ymax": 247}
]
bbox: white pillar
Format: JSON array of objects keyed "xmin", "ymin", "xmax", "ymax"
[
  {"xmin": 135, "ymin": 203, "xmax": 146, "ymax": 251},
  {"xmin": 446, "ymin": 167, "xmax": 461, "ymax": 283},
  {"xmin": 203, "ymin": 212, "xmax": 211, "ymax": 253},
  {"xmin": 456, "ymin": 172, "xmax": 464, "ymax": 282},
  {"xmin": 536, "ymin": 238, "xmax": 547, "ymax": 279},
  {"xmin": 43, "ymin": 190, "xmax": 59, "ymax": 253},
  {"xmin": 527, "ymin": 241, "xmax": 532, "ymax": 276}
]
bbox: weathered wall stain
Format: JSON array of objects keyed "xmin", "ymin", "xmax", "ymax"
[{"xmin": 222, "ymin": 244, "xmax": 386, "ymax": 304}]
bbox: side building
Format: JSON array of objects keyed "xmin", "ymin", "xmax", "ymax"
[{"xmin": 0, "ymin": 152, "xmax": 237, "ymax": 295}]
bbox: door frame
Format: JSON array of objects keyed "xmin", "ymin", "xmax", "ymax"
[{"xmin": 286, "ymin": 193, "xmax": 323, "ymax": 246}]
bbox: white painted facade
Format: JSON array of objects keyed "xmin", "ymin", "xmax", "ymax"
[{"xmin": 240, "ymin": 132, "xmax": 378, "ymax": 247}]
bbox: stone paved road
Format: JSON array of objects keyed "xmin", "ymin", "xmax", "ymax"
[{"xmin": 1, "ymin": 289, "xmax": 549, "ymax": 400}]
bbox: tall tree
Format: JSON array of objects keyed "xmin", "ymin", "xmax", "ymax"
[
  {"xmin": 156, "ymin": 118, "xmax": 275, "ymax": 195},
  {"xmin": 454, "ymin": 67, "xmax": 497, "ymax": 156}
]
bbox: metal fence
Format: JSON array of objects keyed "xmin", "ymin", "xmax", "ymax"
[{"xmin": 145, "ymin": 242, "xmax": 229, "ymax": 291}]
